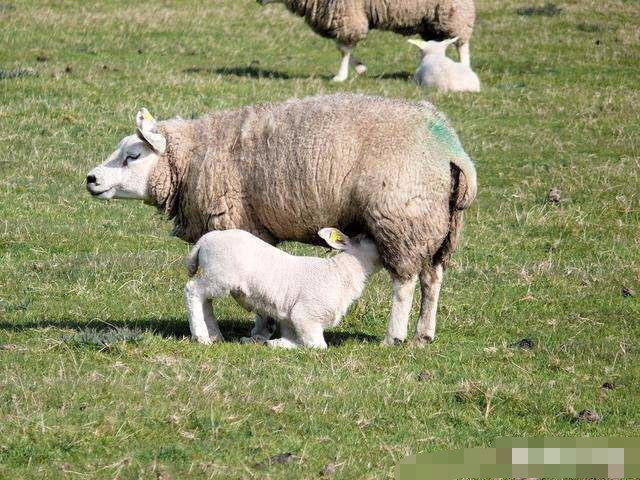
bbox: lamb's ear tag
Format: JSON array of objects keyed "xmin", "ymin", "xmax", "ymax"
[
  {"xmin": 318, "ymin": 227, "xmax": 350, "ymax": 250},
  {"xmin": 329, "ymin": 230, "xmax": 343, "ymax": 244}
]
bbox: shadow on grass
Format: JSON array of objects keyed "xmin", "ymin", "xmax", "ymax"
[
  {"xmin": 0, "ymin": 317, "xmax": 379, "ymax": 346},
  {"xmin": 377, "ymin": 71, "xmax": 413, "ymax": 81},
  {"xmin": 184, "ymin": 65, "xmax": 301, "ymax": 80}
]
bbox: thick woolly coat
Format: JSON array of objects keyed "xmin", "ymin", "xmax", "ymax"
[
  {"xmin": 148, "ymin": 94, "xmax": 476, "ymax": 279},
  {"xmin": 278, "ymin": 0, "xmax": 475, "ymax": 45}
]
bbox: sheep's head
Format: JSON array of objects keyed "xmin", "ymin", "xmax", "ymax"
[{"xmin": 86, "ymin": 108, "xmax": 166, "ymax": 201}]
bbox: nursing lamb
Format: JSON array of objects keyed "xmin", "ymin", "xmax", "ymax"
[{"xmin": 184, "ymin": 228, "xmax": 380, "ymax": 348}]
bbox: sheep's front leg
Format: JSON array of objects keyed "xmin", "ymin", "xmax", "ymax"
[
  {"xmin": 457, "ymin": 41, "xmax": 471, "ymax": 67},
  {"xmin": 382, "ymin": 274, "xmax": 418, "ymax": 346},
  {"xmin": 184, "ymin": 279, "xmax": 224, "ymax": 344},
  {"xmin": 413, "ymin": 264, "xmax": 443, "ymax": 346}
]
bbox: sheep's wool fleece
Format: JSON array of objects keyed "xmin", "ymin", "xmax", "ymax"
[
  {"xmin": 281, "ymin": 0, "xmax": 475, "ymax": 44},
  {"xmin": 149, "ymin": 94, "xmax": 476, "ymax": 279}
]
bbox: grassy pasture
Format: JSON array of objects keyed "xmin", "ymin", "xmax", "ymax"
[{"xmin": 1, "ymin": 0, "xmax": 639, "ymax": 478}]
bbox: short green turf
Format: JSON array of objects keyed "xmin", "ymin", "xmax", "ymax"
[{"xmin": 1, "ymin": 1, "xmax": 638, "ymax": 478}]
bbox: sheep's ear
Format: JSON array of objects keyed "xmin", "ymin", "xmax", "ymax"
[
  {"xmin": 318, "ymin": 228, "xmax": 350, "ymax": 250},
  {"xmin": 443, "ymin": 37, "xmax": 459, "ymax": 46},
  {"xmin": 407, "ymin": 39, "xmax": 429, "ymax": 51},
  {"xmin": 135, "ymin": 108, "xmax": 166, "ymax": 154}
]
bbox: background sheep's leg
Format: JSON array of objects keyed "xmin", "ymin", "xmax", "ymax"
[
  {"xmin": 333, "ymin": 42, "xmax": 354, "ymax": 82},
  {"xmin": 184, "ymin": 280, "xmax": 224, "ymax": 344},
  {"xmin": 349, "ymin": 53, "xmax": 367, "ymax": 75},
  {"xmin": 457, "ymin": 41, "xmax": 471, "ymax": 67},
  {"xmin": 382, "ymin": 275, "xmax": 418, "ymax": 346},
  {"xmin": 250, "ymin": 314, "xmax": 276, "ymax": 340},
  {"xmin": 413, "ymin": 263, "xmax": 444, "ymax": 346}
]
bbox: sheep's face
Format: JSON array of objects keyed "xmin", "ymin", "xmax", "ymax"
[
  {"xmin": 86, "ymin": 135, "xmax": 159, "ymax": 200},
  {"xmin": 86, "ymin": 108, "xmax": 166, "ymax": 201}
]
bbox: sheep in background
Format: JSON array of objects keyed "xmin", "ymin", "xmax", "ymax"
[
  {"xmin": 408, "ymin": 37, "xmax": 480, "ymax": 92},
  {"xmin": 256, "ymin": 0, "xmax": 475, "ymax": 82},
  {"xmin": 86, "ymin": 94, "xmax": 477, "ymax": 346},
  {"xmin": 184, "ymin": 228, "xmax": 381, "ymax": 348}
]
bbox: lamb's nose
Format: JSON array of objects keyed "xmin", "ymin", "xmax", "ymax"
[{"xmin": 86, "ymin": 174, "xmax": 97, "ymax": 184}]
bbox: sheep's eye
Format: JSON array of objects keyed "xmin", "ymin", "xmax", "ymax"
[{"xmin": 123, "ymin": 153, "xmax": 141, "ymax": 166}]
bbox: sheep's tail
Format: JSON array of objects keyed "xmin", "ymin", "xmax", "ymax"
[
  {"xmin": 432, "ymin": 163, "xmax": 472, "ymax": 267},
  {"xmin": 449, "ymin": 153, "xmax": 477, "ymax": 210},
  {"xmin": 186, "ymin": 243, "xmax": 201, "ymax": 277}
]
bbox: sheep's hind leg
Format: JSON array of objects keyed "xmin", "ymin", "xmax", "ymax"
[
  {"xmin": 412, "ymin": 263, "xmax": 443, "ymax": 346},
  {"xmin": 332, "ymin": 42, "xmax": 353, "ymax": 82},
  {"xmin": 382, "ymin": 274, "xmax": 418, "ymax": 346},
  {"xmin": 184, "ymin": 280, "xmax": 224, "ymax": 344},
  {"xmin": 350, "ymin": 54, "xmax": 367, "ymax": 75}
]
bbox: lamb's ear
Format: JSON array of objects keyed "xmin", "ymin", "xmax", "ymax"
[
  {"xmin": 407, "ymin": 38, "xmax": 429, "ymax": 51},
  {"xmin": 135, "ymin": 108, "xmax": 166, "ymax": 154},
  {"xmin": 318, "ymin": 228, "xmax": 350, "ymax": 250}
]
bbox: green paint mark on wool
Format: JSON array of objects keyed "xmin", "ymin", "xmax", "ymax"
[{"xmin": 427, "ymin": 118, "xmax": 468, "ymax": 158}]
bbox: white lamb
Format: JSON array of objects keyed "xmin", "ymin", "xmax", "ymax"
[
  {"xmin": 408, "ymin": 37, "xmax": 481, "ymax": 92},
  {"xmin": 184, "ymin": 228, "xmax": 381, "ymax": 349}
]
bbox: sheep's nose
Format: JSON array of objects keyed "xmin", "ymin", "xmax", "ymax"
[{"xmin": 86, "ymin": 174, "xmax": 97, "ymax": 185}]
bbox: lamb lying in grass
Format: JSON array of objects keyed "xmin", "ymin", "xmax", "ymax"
[
  {"xmin": 408, "ymin": 37, "xmax": 480, "ymax": 92},
  {"xmin": 184, "ymin": 228, "xmax": 381, "ymax": 349}
]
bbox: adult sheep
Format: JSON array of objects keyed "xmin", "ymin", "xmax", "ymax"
[
  {"xmin": 86, "ymin": 93, "xmax": 477, "ymax": 346},
  {"xmin": 256, "ymin": 0, "xmax": 475, "ymax": 82}
]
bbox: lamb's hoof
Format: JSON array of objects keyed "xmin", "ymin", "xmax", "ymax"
[
  {"xmin": 354, "ymin": 64, "xmax": 367, "ymax": 75},
  {"xmin": 331, "ymin": 74, "xmax": 348, "ymax": 83},
  {"xmin": 240, "ymin": 335, "xmax": 268, "ymax": 345},
  {"xmin": 194, "ymin": 336, "xmax": 222, "ymax": 345},
  {"xmin": 411, "ymin": 335, "xmax": 433, "ymax": 348},
  {"xmin": 381, "ymin": 336, "xmax": 406, "ymax": 347}
]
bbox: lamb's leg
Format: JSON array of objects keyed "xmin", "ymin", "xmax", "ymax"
[
  {"xmin": 267, "ymin": 320, "xmax": 301, "ymax": 349},
  {"xmin": 250, "ymin": 314, "xmax": 276, "ymax": 340},
  {"xmin": 413, "ymin": 263, "xmax": 444, "ymax": 346},
  {"xmin": 293, "ymin": 320, "xmax": 327, "ymax": 349},
  {"xmin": 382, "ymin": 274, "xmax": 418, "ymax": 346},
  {"xmin": 184, "ymin": 279, "xmax": 224, "ymax": 344},
  {"xmin": 333, "ymin": 42, "xmax": 353, "ymax": 82},
  {"xmin": 457, "ymin": 41, "xmax": 471, "ymax": 67}
]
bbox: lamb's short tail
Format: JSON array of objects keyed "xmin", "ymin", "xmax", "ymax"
[{"xmin": 186, "ymin": 243, "xmax": 201, "ymax": 277}]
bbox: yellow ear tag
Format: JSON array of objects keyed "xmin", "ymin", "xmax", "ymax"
[
  {"xmin": 142, "ymin": 109, "xmax": 154, "ymax": 122},
  {"xmin": 329, "ymin": 230, "xmax": 343, "ymax": 244}
]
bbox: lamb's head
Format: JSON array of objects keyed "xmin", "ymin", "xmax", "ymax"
[
  {"xmin": 318, "ymin": 228, "xmax": 381, "ymax": 271},
  {"xmin": 86, "ymin": 108, "xmax": 166, "ymax": 200},
  {"xmin": 408, "ymin": 37, "xmax": 459, "ymax": 57}
]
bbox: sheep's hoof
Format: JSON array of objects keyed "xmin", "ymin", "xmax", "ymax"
[
  {"xmin": 381, "ymin": 336, "xmax": 406, "ymax": 347},
  {"xmin": 354, "ymin": 64, "xmax": 367, "ymax": 75},
  {"xmin": 411, "ymin": 335, "xmax": 433, "ymax": 348}
]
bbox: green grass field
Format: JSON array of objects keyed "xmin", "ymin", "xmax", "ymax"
[{"xmin": 1, "ymin": 0, "xmax": 639, "ymax": 478}]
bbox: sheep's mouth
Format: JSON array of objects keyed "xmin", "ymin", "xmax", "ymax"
[{"xmin": 87, "ymin": 186, "xmax": 115, "ymax": 199}]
